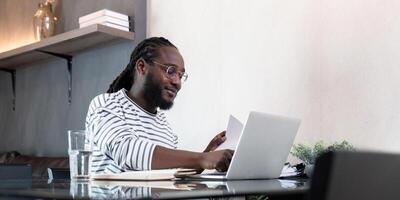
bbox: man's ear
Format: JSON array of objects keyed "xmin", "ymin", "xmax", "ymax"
[{"xmin": 135, "ymin": 58, "xmax": 149, "ymax": 75}]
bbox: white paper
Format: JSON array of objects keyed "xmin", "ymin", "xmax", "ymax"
[
  {"xmin": 279, "ymin": 164, "xmax": 302, "ymax": 178},
  {"xmin": 216, "ymin": 115, "xmax": 243, "ymax": 151}
]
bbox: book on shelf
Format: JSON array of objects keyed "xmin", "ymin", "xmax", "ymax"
[
  {"xmin": 80, "ymin": 21, "xmax": 130, "ymax": 32},
  {"xmin": 79, "ymin": 9, "xmax": 129, "ymax": 24},
  {"xmin": 79, "ymin": 15, "xmax": 130, "ymax": 27},
  {"xmin": 91, "ymin": 168, "xmax": 197, "ymax": 181}
]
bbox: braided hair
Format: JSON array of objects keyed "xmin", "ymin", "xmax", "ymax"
[{"xmin": 107, "ymin": 37, "xmax": 176, "ymax": 93}]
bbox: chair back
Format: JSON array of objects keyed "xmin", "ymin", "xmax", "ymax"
[
  {"xmin": 47, "ymin": 167, "xmax": 70, "ymax": 179},
  {"xmin": 0, "ymin": 164, "xmax": 32, "ymax": 180},
  {"xmin": 309, "ymin": 151, "xmax": 400, "ymax": 200}
]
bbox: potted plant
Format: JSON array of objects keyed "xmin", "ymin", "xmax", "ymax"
[{"xmin": 290, "ymin": 140, "xmax": 355, "ymax": 175}]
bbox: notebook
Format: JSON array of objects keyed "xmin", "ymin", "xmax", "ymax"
[
  {"xmin": 185, "ymin": 111, "xmax": 301, "ymax": 180},
  {"xmin": 91, "ymin": 168, "xmax": 196, "ymax": 181}
]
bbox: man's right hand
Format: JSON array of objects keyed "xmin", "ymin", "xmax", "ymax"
[
  {"xmin": 152, "ymin": 146, "xmax": 234, "ymax": 172},
  {"xmin": 199, "ymin": 149, "xmax": 234, "ymax": 172}
]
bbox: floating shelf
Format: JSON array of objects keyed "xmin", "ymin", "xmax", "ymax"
[
  {"xmin": 0, "ymin": 24, "xmax": 134, "ymax": 109},
  {"xmin": 0, "ymin": 24, "xmax": 134, "ymax": 69}
]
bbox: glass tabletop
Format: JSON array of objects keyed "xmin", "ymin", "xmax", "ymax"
[{"xmin": 0, "ymin": 178, "xmax": 309, "ymax": 199}]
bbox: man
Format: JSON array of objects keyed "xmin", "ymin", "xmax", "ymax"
[{"xmin": 86, "ymin": 37, "xmax": 233, "ymax": 174}]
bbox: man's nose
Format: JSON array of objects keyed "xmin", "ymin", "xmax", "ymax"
[{"xmin": 170, "ymin": 75, "xmax": 181, "ymax": 90}]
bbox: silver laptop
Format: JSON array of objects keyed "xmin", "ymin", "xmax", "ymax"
[{"xmin": 188, "ymin": 111, "xmax": 301, "ymax": 180}]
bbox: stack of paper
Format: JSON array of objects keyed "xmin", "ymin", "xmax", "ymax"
[
  {"xmin": 91, "ymin": 168, "xmax": 197, "ymax": 181},
  {"xmin": 79, "ymin": 9, "xmax": 130, "ymax": 31},
  {"xmin": 279, "ymin": 163, "xmax": 305, "ymax": 178}
]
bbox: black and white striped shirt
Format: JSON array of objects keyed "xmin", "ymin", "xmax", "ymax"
[{"xmin": 85, "ymin": 89, "xmax": 178, "ymax": 174}]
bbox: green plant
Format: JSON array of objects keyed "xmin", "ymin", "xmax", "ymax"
[{"xmin": 290, "ymin": 140, "xmax": 355, "ymax": 165}]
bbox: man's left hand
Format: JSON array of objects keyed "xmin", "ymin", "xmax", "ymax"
[{"xmin": 204, "ymin": 131, "xmax": 226, "ymax": 152}]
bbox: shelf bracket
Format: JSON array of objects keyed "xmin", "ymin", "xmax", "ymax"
[
  {"xmin": 36, "ymin": 50, "xmax": 73, "ymax": 104},
  {"xmin": 0, "ymin": 69, "xmax": 16, "ymax": 111}
]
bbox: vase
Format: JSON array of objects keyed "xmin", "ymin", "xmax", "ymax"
[{"xmin": 33, "ymin": 1, "xmax": 57, "ymax": 41}]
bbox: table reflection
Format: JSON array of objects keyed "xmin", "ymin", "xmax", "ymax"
[{"xmin": 0, "ymin": 178, "xmax": 307, "ymax": 199}]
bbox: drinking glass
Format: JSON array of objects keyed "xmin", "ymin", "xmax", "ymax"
[{"xmin": 68, "ymin": 130, "xmax": 92, "ymax": 180}]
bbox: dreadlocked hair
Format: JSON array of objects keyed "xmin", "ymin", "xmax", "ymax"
[{"xmin": 106, "ymin": 37, "xmax": 176, "ymax": 93}]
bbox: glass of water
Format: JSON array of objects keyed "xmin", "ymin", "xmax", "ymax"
[
  {"xmin": 68, "ymin": 130, "xmax": 92, "ymax": 180},
  {"xmin": 70, "ymin": 180, "xmax": 92, "ymax": 198}
]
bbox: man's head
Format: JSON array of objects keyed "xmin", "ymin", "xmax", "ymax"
[
  {"xmin": 140, "ymin": 46, "xmax": 185, "ymax": 110},
  {"xmin": 107, "ymin": 37, "xmax": 186, "ymax": 110}
]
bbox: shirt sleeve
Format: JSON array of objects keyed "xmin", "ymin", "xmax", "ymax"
[{"xmin": 86, "ymin": 98, "xmax": 156, "ymax": 171}]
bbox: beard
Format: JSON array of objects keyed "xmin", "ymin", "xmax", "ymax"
[{"xmin": 143, "ymin": 73, "xmax": 174, "ymax": 110}]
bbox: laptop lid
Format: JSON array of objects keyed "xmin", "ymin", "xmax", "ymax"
[{"xmin": 225, "ymin": 111, "xmax": 301, "ymax": 180}]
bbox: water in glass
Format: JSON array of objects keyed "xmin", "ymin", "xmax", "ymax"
[{"xmin": 69, "ymin": 150, "xmax": 92, "ymax": 179}]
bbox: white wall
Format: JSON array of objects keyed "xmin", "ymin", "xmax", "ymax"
[
  {"xmin": 147, "ymin": 0, "xmax": 320, "ymax": 152},
  {"xmin": 147, "ymin": 0, "xmax": 400, "ymax": 153},
  {"xmin": 319, "ymin": 0, "xmax": 400, "ymax": 152}
]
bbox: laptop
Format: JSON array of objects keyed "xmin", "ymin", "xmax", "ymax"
[{"xmin": 187, "ymin": 111, "xmax": 301, "ymax": 180}]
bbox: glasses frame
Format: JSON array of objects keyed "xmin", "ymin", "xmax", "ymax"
[{"xmin": 152, "ymin": 60, "xmax": 188, "ymax": 82}]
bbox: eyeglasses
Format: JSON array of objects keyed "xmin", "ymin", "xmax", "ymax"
[{"xmin": 152, "ymin": 61, "xmax": 188, "ymax": 82}]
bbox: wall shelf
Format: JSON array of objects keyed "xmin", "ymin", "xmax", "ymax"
[
  {"xmin": 0, "ymin": 24, "xmax": 134, "ymax": 109},
  {"xmin": 0, "ymin": 24, "xmax": 134, "ymax": 69}
]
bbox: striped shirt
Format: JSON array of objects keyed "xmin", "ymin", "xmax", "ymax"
[{"xmin": 85, "ymin": 89, "xmax": 178, "ymax": 174}]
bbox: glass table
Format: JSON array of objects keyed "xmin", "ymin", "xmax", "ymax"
[{"xmin": 0, "ymin": 178, "xmax": 308, "ymax": 199}]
